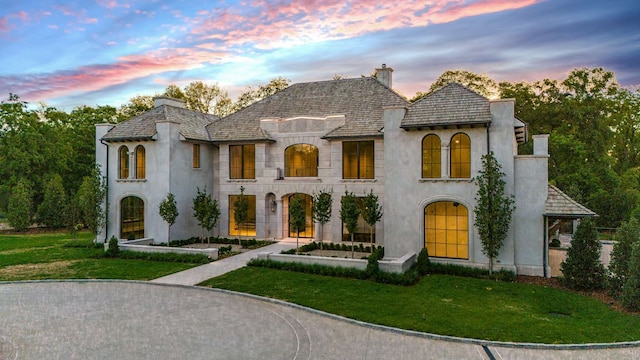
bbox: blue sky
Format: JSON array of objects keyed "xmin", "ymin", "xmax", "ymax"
[{"xmin": 1, "ymin": 0, "xmax": 639, "ymax": 110}]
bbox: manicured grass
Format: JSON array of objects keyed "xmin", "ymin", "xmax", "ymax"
[
  {"xmin": 0, "ymin": 232, "xmax": 200, "ymax": 281},
  {"xmin": 200, "ymin": 267, "xmax": 640, "ymax": 344}
]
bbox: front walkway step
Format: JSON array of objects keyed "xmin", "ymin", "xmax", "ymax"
[{"xmin": 150, "ymin": 241, "xmax": 296, "ymax": 286}]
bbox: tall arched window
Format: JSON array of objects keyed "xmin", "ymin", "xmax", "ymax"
[
  {"xmin": 121, "ymin": 196, "xmax": 144, "ymax": 239},
  {"xmin": 135, "ymin": 145, "xmax": 145, "ymax": 179},
  {"xmin": 285, "ymin": 144, "xmax": 318, "ymax": 177},
  {"xmin": 118, "ymin": 146, "xmax": 129, "ymax": 179},
  {"xmin": 425, "ymin": 201, "xmax": 468, "ymax": 259},
  {"xmin": 422, "ymin": 134, "xmax": 441, "ymax": 178},
  {"xmin": 450, "ymin": 133, "xmax": 470, "ymax": 178}
]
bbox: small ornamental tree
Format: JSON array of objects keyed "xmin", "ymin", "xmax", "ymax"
[
  {"xmin": 622, "ymin": 241, "xmax": 640, "ymax": 311},
  {"xmin": 193, "ymin": 187, "xmax": 219, "ymax": 244},
  {"xmin": 609, "ymin": 218, "xmax": 640, "ymax": 296},
  {"xmin": 37, "ymin": 174, "xmax": 67, "ymax": 228},
  {"xmin": 362, "ymin": 189, "xmax": 383, "ymax": 253},
  {"xmin": 340, "ymin": 190, "xmax": 360, "ymax": 258},
  {"xmin": 7, "ymin": 179, "xmax": 32, "ymax": 232},
  {"xmin": 312, "ymin": 188, "xmax": 333, "ymax": 250},
  {"xmin": 77, "ymin": 165, "xmax": 108, "ymax": 238},
  {"xmin": 289, "ymin": 194, "xmax": 306, "ymax": 254},
  {"xmin": 233, "ymin": 186, "xmax": 249, "ymax": 245},
  {"xmin": 474, "ymin": 152, "xmax": 515, "ymax": 274},
  {"xmin": 560, "ymin": 218, "xmax": 606, "ymax": 290},
  {"xmin": 159, "ymin": 193, "xmax": 179, "ymax": 245}
]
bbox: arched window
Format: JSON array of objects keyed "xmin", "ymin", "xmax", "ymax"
[
  {"xmin": 422, "ymin": 134, "xmax": 441, "ymax": 178},
  {"xmin": 425, "ymin": 201, "xmax": 468, "ymax": 259},
  {"xmin": 135, "ymin": 145, "xmax": 145, "ymax": 179},
  {"xmin": 285, "ymin": 144, "xmax": 318, "ymax": 177},
  {"xmin": 121, "ymin": 196, "xmax": 144, "ymax": 239},
  {"xmin": 450, "ymin": 133, "xmax": 470, "ymax": 178},
  {"xmin": 118, "ymin": 146, "xmax": 129, "ymax": 179}
]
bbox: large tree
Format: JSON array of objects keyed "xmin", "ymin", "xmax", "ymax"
[
  {"xmin": 232, "ymin": 77, "xmax": 290, "ymax": 112},
  {"xmin": 411, "ymin": 69, "xmax": 498, "ymax": 102},
  {"xmin": 7, "ymin": 179, "xmax": 33, "ymax": 231},
  {"xmin": 474, "ymin": 152, "xmax": 515, "ymax": 274},
  {"xmin": 76, "ymin": 165, "xmax": 108, "ymax": 238},
  {"xmin": 560, "ymin": 218, "xmax": 606, "ymax": 290},
  {"xmin": 37, "ymin": 174, "xmax": 67, "ymax": 228}
]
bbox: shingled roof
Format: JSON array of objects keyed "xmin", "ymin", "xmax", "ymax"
[
  {"xmin": 205, "ymin": 77, "xmax": 408, "ymax": 142},
  {"xmin": 545, "ymin": 184, "xmax": 596, "ymax": 217},
  {"xmin": 102, "ymin": 105, "xmax": 218, "ymax": 142},
  {"xmin": 401, "ymin": 83, "xmax": 492, "ymax": 129}
]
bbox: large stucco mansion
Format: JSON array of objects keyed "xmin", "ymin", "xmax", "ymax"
[{"xmin": 96, "ymin": 65, "xmax": 594, "ymax": 277}]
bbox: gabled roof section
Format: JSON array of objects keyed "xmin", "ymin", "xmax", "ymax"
[
  {"xmin": 102, "ymin": 105, "xmax": 218, "ymax": 142},
  {"xmin": 401, "ymin": 83, "xmax": 492, "ymax": 129},
  {"xmin": 205, "ymin": 77, "xmax": 408, "ymax": 142},
  {"xmin": 545, "ymin": 184, "xmax": 596, "ymax": 217}
]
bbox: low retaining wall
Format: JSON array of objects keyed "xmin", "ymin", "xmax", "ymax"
[
  {"xmin": 115, "ymin": 240, "xmax": 218, "ymax": 260},
  {"xmin": 256, "ymin": 251, "xmax": 417, "ymax": 273}
]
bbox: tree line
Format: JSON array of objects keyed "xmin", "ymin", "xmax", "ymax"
[{"xmin": 1, "ymin": 68, "xmax": 639, "ymax": 230}]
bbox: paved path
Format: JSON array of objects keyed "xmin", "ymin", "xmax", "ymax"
[
  {"xmin": 1, "ymin": 281, "xmax": 639, "ymax": 360},
  {"xmin": 150, "ymin": 240, "xmax": 297, "ymax": 286}
]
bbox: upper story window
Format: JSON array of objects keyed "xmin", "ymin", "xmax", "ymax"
[
  {"xmin": 285, "ymin": 144, "xmax": 318, "ymax": 177},
  {"xmin": 193, "ymin": 144, "xmax": 201, "ymax": 169},
  {"xmin": 450, "ymin": 133, "xmax": 470, "ymax": 178},
  {"xmin": 135, "ymin": 145, "xmax": 145, "ymax": 179},
  {"xmin": 343, "ymin": 140, "xmax": 374, "ymax": 179},
  {"xmin": 230, "ymin": 144, "xmax": 255, "ymax": 179},
  {"xmin": 118, "ymin": 146, "xmax": 129, "ymax": 179},
  {"xmin": 422, "ymin": 134, "xmax": 441, "ymax": 178}
]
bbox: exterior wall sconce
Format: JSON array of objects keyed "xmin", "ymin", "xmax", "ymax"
[{"xmin": 270, "ymin": 200, "xmax": 277, "ymax": 212}]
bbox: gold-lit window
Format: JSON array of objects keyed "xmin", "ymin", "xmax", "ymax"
[
  {"xmin": 118, "ymin": 146, "xmax": 129, "ymax": 179},
  {"xmin": 121, "ymin": 196, "xmax": 144, "ymax": 240},
  {"xmin": 285, "ymin": 193, "xmax": 314, "ymax": 238},
  {"xmin": 193, "ymin": 144, "xmax": 201, "ymax": 169},
  {"xmin": 425, "ymin": 201, "xmax": 468, "ymax": 259},
  {"xmin": 135, "ymin": 145, "xmax": 145, "ymax": 179},
  {"xmin": 229, "ymin": 194, "xmax": 257, "ymax": 236},
  {"xmin": 422, "ymin": 134, "xmax": 441, "ymax": 178},
  {"xmin": 450, "ymin": 133, "xmax": 470, "ymax": 178},
  {"xmin": 285, "ymin": 144, "xmax": 318, "ymax": 177},
  {"xmin": 230, "ymin": 144, "xmax": 255, "ymax": 179},
  {"xmin": 343, "ymin": 141, "xmax": 374, "ymax": 179}
]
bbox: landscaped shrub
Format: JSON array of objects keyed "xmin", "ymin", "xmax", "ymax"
[
  {"xmin": 622, "ymin": 242, "xmax": 640, "ymax": 311},
  {"xmin": 428, "ymin": 262, "xmax": 516, "ymax": 282},
  {"xmin": 105, "ymin": 236, "xmax": 120, "ymax": 258},
  {"xmin": 116, "ymin": 251, "xmax": 210, "ymax": 264},
  {"xmin": 365, "ymin": 251, "xmax": 380, "ymax": 278},
  {"xmin": 609, "ymin": 218, "xmax": 640, "ymax": 296},
  {"xmin": 63, "ymin": 240, "xmax": 103, "ymax": 249},
  {"xmin": 560, "ymin": 218, "xmax": 606, "ymax": 290},
  {"xmin": 416, "ymin": 248, "xmax": 431, "ymax": 276}
]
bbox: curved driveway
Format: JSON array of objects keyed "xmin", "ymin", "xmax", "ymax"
[{"xmin": 0, "ymin": 281, "xmax": 638, "ymax": 360}]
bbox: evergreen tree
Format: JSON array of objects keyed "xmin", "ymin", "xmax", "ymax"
[
  {"xmin": 77, "ymin": 165, "xmax": 107, "ymax": 238},
  {"xmin": 37, "ymin": 174, "xmax": 67, "ymax": 228},
  {"xmin": 7, "ymin": 179, "xmax": 32, "ymax": 231},
  {"xmin": 474, "ymin": 152, "xmax": 515, "ymax": 274},
  {"xmin": 622, "ymin": 241, "xmax": 640, "ymax": 311},
  {"xmin": 159, "ymin": 193, "xmax": 179, "ymax": 245},
  {"xmin": 312, "ymin": 188, "xmax": 333, "ymax": 249},
  {"xmin": 609, "ymin": 218, "xmax": 640, "ymax": 296},
  {"xmin": 340, "ymin": 190, "xmax": 360, "ymax": 258},
  {"xmin": 362, "ymin": 189, "xmax": 383, "ymax": 253},
  {"xmin": 289, "ymin": 194, "xmax": 306, "ymax": 254},
  {"xmin": 560, "ymin": 218, "xmax": 606, "ymax": 290}
]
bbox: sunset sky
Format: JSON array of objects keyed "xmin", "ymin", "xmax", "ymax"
[{"xmin": 1, "ymin": 0, "xmax": 639, "ymax": 110}]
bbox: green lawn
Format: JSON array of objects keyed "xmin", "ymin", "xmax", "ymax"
[
  {"xmin": 200, "ymin": 267, "xmax": 640, "ymax": 344},
  {"xmin": 0, "ymin": 232, "xmax": 199, "ymax": 281}
]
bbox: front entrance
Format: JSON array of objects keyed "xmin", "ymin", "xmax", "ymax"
[{"xmin": 284, "ymin": 193, "xmax": 314, "ymax": 238}]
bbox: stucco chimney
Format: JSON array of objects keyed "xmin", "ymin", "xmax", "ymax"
[
  {"xmin": 375, "ymin": 64, "xmax": 393, "ymax": 88},
  {"xmin": 533, "ymin": 134, "xmax": 549, "ymax": 155},
  {"xmin": 153, "ymin": 96, "xmax": 186, "ymax": 108}
]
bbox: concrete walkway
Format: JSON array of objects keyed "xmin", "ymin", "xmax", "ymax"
[{"xmin": 150, "ymin": 239, "xmax": 297, "ymax": 286}]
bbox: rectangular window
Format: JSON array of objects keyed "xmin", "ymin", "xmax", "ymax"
[
  {"xmin": 193, "ymin": 144, "xmax": 201, "ymax": 169},
  {"xmin": 229, "ymin": 144, "xmax": 255, "ymax": 179},
  {"xmin": 229, "ymin": 194, "xmax": 257, "ymax": 236},
  {"xmin": 342, "ymin": 140, "xmax": 374, "ymax": 179}
]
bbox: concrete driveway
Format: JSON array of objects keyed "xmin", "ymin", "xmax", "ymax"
[{"xmin": 0, "ymin": 281, "xmax": 638, "ymax": 359}]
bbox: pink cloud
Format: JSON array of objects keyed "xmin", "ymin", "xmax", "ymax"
[
  {"xmin": 191, "ymin": 0, "xmax": 541, "ymax": 49},
  {"xmin": 0, "ymin": 47, "xmax": 235, "ymax": 102},
  {"xmin": 96, "ymin": 0, "xmax": 131, "ymax": 9},
  {"xmin": 0, "ymin": 17, "xmax": 10, "ymax": 33}
]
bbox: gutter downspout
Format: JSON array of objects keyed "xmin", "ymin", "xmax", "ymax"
[
  {"xmin": 100, "ymin": 138, "xmax": 109, "ymax": 242},
  {"xmin": 543, "ymin": 215, "xmax": 549, "ymax": 278},
  {"xmin": 486, "ymin": 123, "xmax": 491, "ymax": 154}
]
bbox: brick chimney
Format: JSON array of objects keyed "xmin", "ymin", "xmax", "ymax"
[
  {"xmin": 375, "ymin": 64, "xmax": 393, "ymax": 88},
  {"xmin": 153, "ymin": 96, "xmax": 186, "ymax": 108}
]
